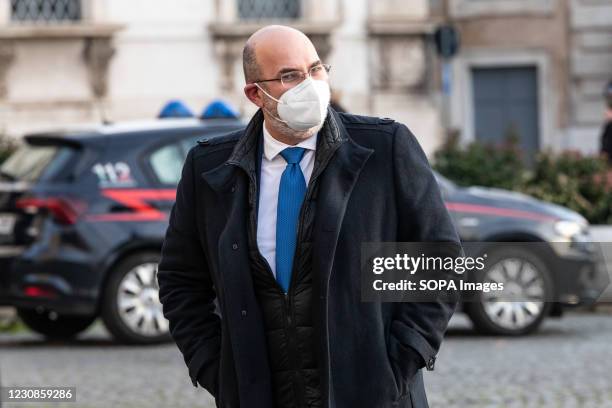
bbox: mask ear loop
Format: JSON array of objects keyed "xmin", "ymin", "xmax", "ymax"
[
  {"xmin": 254, "ymin": 83, "xmax": 289, "ymax": 125},
  {"xmin": 254, "ymin": 83, "xmax": 284, "ymax": 104}
]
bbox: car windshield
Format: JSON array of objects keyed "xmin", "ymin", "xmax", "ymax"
[{"xmin": 0, "ymin": 142, "xmax": 76, "ymax": 182}]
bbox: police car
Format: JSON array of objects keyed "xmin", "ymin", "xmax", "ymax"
[{"xmin": 0, "ymin": 104, "xmax": 243, "ymax": 343}]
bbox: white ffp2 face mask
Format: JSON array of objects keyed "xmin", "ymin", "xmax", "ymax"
[{"xmin": 255, "ymin": 78, "xmax": 331, "ymax": 131}]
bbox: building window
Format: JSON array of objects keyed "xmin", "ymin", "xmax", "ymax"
[
  {"xmin": 11, "ymin": 0, "xmax": 82, "ymax": 23},
  {"xmin": 237, "ymin": 0, "xmax": 301, "ymax": 20}
]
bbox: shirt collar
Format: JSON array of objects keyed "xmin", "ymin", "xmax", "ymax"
[{"xmin": 262, "ymin": 120, "xmax": 318, "ymax": 161}]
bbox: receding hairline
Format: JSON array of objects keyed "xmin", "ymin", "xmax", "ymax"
[
  {"xmin": 243, "ymin": 42, "xmax": 259, "ymax": 84},
  {"xmin": 242, "ymin": 25, "xmax": 315, "ymax": 84}
]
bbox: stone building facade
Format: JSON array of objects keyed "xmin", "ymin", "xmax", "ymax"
[
  {"xmin": 0, "ymin": 0, "xmax": 610, "ymax": 157},
  {"xmin": 438, "ymin": 0, "xmax": 612, "ymax": 156}
]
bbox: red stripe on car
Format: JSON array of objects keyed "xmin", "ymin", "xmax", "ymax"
[
  {"xmin": 445, "ymin": 202, "xmax": 558, "ymax": 222},
  {"xmin": 85, "ymin": 189, "xmax": 176, "ymax": 222}
]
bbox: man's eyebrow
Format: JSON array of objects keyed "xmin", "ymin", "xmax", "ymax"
[
  {"xmin": 277, "ymin": 67, "xmax": 300, "ymax": 75},
  {"xmin": 276, "ymin": 60, "xmax": 322, "ymax": 76}
]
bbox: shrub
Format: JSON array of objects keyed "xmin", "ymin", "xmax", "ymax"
[
  {"xmin": 522, "ymin": 151, "xmax": 612, "ymax": 224},
  {"xmin": 433, "ymin": 138, "xmax": 612, "ymax": 224},
  {"xmin": 433, "ymin": 133, "xmax": 527, "ymax": 190}
]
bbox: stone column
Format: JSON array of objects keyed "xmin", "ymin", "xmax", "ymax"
[
  {"xmin": 0, "ymin": 0, "xmax": 10, "ymax": 24},
  {"xmin": 82, "ymin": 37, "xmax": 115, "ymax": 98},
  {"xmin": 82, "ymin": 0, "xmax": 108, "ymax": 22},
  {"xmin": 216, "ymin": 0, "xmax": 238, "ymax": 23},
  {"xmin": 0, "ymin": 41, "xmax": 15, "ymax": 99}
]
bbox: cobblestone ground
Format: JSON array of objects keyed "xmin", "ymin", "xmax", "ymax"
[
  {"xmin": 1, "ymin": 310, "xmax": 611, "ymax": 408},
  {"xmin": 427, "ymin": 311, "xmax": 612, "ymax": 408}
]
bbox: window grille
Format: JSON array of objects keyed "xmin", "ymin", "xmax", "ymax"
[
  {"xmin": 11, "ymin": 0, "xmax": 82, "ymax": 23},
  {"xmin": 237, "ymin": 0, "xmax": 301, "ymax": 20}
]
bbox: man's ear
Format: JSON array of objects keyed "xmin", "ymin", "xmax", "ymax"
[{"xmin": 244, "ymin": 84, "xmax": 263, "ymax": 108}]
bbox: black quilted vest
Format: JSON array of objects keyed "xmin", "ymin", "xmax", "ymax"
[{"xmin": 243, "ymin": 115, "xmax": 341, "ymax": 408}]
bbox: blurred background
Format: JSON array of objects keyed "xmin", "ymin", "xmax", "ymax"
[{"xmin": 1, "ymin": 0, "xmax": 612, "ymax": 407}]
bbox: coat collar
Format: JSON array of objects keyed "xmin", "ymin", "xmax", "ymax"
[
  {"xmin": 262, "ymin": 120, "xmax": 318, "ymax": 161},
  {"xmin": 201, "ymin": 107, "xmax": 349, "ymax": 191}
]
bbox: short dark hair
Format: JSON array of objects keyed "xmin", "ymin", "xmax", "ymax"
[{"xmin": 243, "ymin": 43, "xmax": 260, "ymax": 84}]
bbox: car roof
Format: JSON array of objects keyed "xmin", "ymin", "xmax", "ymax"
[{"xmin": 23, "ymin": 118, "xmax": 245, "ymax": 145}]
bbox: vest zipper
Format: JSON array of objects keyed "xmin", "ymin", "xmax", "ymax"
[
  {"xmin": 288, "ymin": 139, "xmax": 342, "ymax": 296},
  {"xmin": 284, "ymin": 293, "xmax": 292, "ymax": 325},
  {"xmin": 228, "ymin": 123, "xmax": 344, "ymax": 407}
]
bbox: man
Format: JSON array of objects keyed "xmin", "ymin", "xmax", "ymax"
[{"xmin": 157, "ymin": 25, "xmax": 460, "ymax": 408}]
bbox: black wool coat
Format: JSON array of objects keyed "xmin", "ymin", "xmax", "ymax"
[{"xmin": 157, "ymin": 108, "xmax": 461, "ymax": 408}]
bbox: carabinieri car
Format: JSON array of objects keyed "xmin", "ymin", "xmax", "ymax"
[{"xmin": 0, "ymin": 118, "xmax": 243, "ymax": 343}]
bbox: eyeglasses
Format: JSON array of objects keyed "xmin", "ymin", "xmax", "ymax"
[{"xmin": 254, "ymin": 63, "xmax": 331, "ymax": 89}]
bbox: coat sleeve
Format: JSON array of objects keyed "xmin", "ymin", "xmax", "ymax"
[
  {"xmin": 157, "ymin": 147, "xmax": 221, "ymax": 395},
  {"xmin": 389, "ymin": 123, "xmax": 461, "ymax": 381}
]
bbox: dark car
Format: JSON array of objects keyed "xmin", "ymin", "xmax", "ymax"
[
  {"xmin": 0, "ymin": 120, "xmax": 605, "ymax": 343},
  {"xmin": 435, "ymin": 172, "xmax": 605, "ymax": 335},
  {"xmin": 0, "ymin": 119, "xmax": 243, "ymax": 343}
]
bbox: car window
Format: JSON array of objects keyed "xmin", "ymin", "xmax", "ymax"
[
  {"xmin": 0, "ymin": 143, "xmax": 76, "ymax": 182},
  {"xmin": 148, "ymin": 143, "xmax": 184, "ymax": 185}
]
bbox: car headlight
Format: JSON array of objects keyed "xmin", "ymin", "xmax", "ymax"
[{"xmin": 554, "ymin": 220, "xmax": 585, "ymax": 239}]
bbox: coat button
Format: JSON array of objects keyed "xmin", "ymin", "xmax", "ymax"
[
  {"xmin": 230, "ymin": 185, "xmax": 236, "ymax": 193},
  {"xmin": 241, "ymin": 310, "xmax": 247, "ymax": 317},
  {"xmin": 426, "ymin": 356, "xmax": 436, "ymax": 371},
  {"xmin": 232, "ymin": 243, "xmax": 238, "ymax": 250}
]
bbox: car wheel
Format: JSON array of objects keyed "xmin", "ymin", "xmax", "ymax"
[
  {"xmin": 465, "ymin": 247, "xmax": 553, "ymax": 336},
  {"xmin": 101, "ymin": 252, "xmax": 170, "ymax": 344},
  {"xmin": 17, "ymin": 308, "xmax": 96, "ymax": 339}
]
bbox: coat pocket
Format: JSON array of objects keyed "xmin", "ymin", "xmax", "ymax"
[
  {"xmin": 387, "ymin": 334, "xmax": 419, "ymax": 401},
  {"xmin": 385, "ymin": 337, "xmax": 404, "ymax": 401}
]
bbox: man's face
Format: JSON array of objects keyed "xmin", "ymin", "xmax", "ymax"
[{"xmin": 244, "ymin": 30, "xmax": 330, "ymax": 143}]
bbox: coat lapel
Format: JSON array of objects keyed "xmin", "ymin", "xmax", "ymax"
[
  {"xmin": 313, "ymin": 138, "xmax": 373, "ymax": 280},
  {"xmin": 200, "ymin": 111, "xmax": 275, "ymax": 406},
  {"xmin": 312, "ymin": 111, "xmax": 374, "ymax": 408}
]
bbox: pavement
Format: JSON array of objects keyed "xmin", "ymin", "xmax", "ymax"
[
  {"xmin": 1, "ymin": 311, "xmax": 612, "ymax": 408},
  {"xmin": 427, "ymin": 312, "xmax": 612, "ymax": 408}
]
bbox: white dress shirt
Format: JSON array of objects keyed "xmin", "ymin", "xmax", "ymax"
[{"xmin": 256, "ymin": 121, "xmax": 317, "ymax": 277}]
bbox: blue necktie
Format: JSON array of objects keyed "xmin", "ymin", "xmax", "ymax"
[{"xmin": 276, "ymin": 147, "xmax": 307, "ymax": 293}]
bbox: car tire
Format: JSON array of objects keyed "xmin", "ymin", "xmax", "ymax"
[
  {"xmin": 464, "ymin": 246, "xmax": 553, "ymax": 336},
  {"xmin": 17, "ymin": 308, "xmax": 96, "ymax": 339},
  {"xmin": 101, "ymin": 251, "xmax": 171, "ymax": 344}
]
